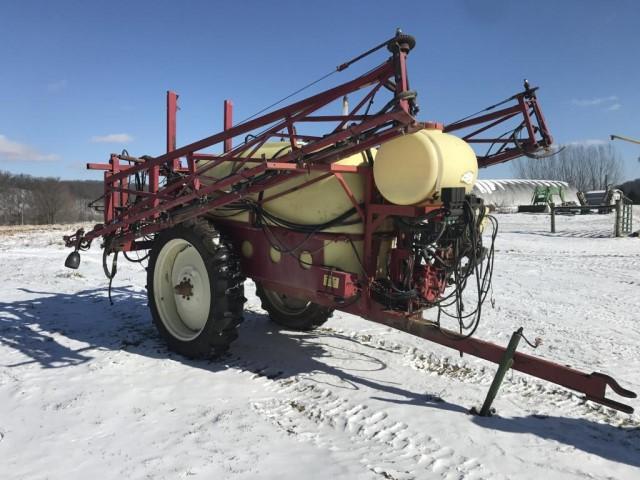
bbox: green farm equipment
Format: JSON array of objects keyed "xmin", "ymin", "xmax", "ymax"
[{"xmin": 518, "ymin": 185, "xmax": 566, "ymax": 213}]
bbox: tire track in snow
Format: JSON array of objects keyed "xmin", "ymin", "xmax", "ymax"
[
  {"xmin": 315, "ymin": 327, "xmax": 640, "ymax": 429},
  {"xmin": 223, "ymin": 355, "xmax": 498, "ymax": 480}
]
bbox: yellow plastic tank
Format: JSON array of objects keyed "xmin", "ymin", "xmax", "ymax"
[
  {"xmin": 203, "ymin": 131, "xmax": 477, "ymax": 275},
  {"xmin": 373, "ymin": 128, "xmax": 477, "ymax": 205},
  {"xmin": 260, "ymin": 147, "xmax": 367, "ymax": 227},
  {"xmin": 203, "ymin": 142, "xmax": 367, "ymax": 231},
  {"xmin": 203, "ymin": 144, "xmax": 370, "ymax": 274}
]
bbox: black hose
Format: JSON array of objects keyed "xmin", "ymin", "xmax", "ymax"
[
  {"xmin": 103, "ymin": 249, "xmax": 118, "ymax": 306},
  {"xmin": 123, "ymin": 250, "xmax": 149, "ymax": 263}
]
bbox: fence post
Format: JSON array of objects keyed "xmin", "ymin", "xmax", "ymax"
[
  {"xmin": 550, "ymin": 203, "xmax": 556, "ymax": 233},
  {"xmin": 615, "ymin": 199, "xmax": 622, "ymax": 237}
]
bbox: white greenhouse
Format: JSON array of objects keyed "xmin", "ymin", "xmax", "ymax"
[{"xmin": 473, "ymin": 179, "xmax": 579, "ymax": 212}]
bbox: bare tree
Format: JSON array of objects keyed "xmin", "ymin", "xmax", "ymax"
[
  {"xmin": 512, "ymin": 144, "xmax": 623, "ymax": 191},
  {"xmin": 0, "ymin": 170, "xmax": 103, "ymax": 225},
  {"xmin": 32, "ymin": 178, "xmax": 72, "ymax": 224},
  {"xmin": 0, "ymin": 171, "xmax": 10, "ymax": 191}
]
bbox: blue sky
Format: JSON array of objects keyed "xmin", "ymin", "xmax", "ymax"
[{"xmin": 1, "ymin": 0, "xmax": 639, "ymax": 181}]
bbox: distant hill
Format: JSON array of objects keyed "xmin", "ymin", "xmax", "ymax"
[{"xmin": 0, "ymin": 171, "xmax": 103, "ymax": 225}]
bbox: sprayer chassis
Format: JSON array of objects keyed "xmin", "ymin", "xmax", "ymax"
[{"xmin": 64, "ymin": 34, "xmax": 635, "ymax": 414}]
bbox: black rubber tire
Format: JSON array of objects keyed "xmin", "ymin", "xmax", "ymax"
[
  {"xmin": 147, "ymin": 219, "xmax": 245, "ymax": 358},
  {"xmin": 255, "ymin": 283, "xmax": 332, "ymax": 331}
]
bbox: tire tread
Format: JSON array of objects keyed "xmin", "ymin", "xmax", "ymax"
[{"xmin": 148, "ymin": 218, "xmax": 245, "ymax": 358}]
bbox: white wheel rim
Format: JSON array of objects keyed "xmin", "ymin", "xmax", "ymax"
[
  {"xmin": 262, "ymin": 288, "xmax": 310, "ymax": 315},
  {"xmin": 153, "ymin": 239, "xmax": 211, "ymax": 341}
]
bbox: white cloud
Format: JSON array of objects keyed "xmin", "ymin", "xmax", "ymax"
[
  {"xmin": 90, "ymin": 133, "xmax": 134, "ymax": 143},
  {"xmin": 606, "ymin": 103, "xmax": 621, "ymax": 111},
  {"xmin": 47, "ymin": 79, "xmax": 68, "ymax": 93},
  {"xmin": 571, "ymin": 95, "xmax": 618, "ymax": 107},
  {"xmin": 0, "ymin": 134, "xmax": 60, "ymax": 162}
]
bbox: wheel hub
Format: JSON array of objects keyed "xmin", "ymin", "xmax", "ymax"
[
  {"xmin": 174, "ymin": 277, "xmax": 194, "ymax": 299},
  {"xmin": 263, "ymin": 289, "xmax": 310, "ymax": 315},
  {"xmin": 153, "ymin": 239, "xmax": 211, "ymax": 341}
]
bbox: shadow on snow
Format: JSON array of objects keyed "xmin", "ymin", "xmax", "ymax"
[
  {"xmin": 0, "ymin": 286, "xmax": 463, "ymax": 414},
  {"xmin": 0, "ymin": 285, "xmax": 638, "ymax": 467}
]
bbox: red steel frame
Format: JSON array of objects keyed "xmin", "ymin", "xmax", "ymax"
[
  {"xmin": 66, "ymin": 37, "xmax": 635, "ymax": 414},
  {"xmin": 444, "ymin": 83, "xmax": 554, "ymax": 168},
  {"xmin": 80, "ymin": 54, "xmax": 416, "ymax": 249}
]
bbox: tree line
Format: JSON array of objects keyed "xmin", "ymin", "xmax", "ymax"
[
  {"xmin": 511, "ymin": 143, "xmax": 625, "ymax": 192},
  {"xmin": 0, "ymin": 171, "xmax": 103, "ymax": 225},
  {"xmin": 511, "ymin": 143, "xmax": 640, "ymax": 202}
]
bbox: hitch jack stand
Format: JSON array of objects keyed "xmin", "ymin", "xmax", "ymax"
[{"xmin": 474, "ymin": 327, "xmax": 523, "ymax": 416}]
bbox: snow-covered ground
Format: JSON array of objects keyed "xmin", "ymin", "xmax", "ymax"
[{"xmin": 1, "ymin": 213, "xmax": 639, "ymax": 480}]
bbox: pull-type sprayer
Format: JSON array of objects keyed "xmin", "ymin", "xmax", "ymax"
[{"xmin": 63, "ymin": 31, "xmax": 636, "ymax": 416}]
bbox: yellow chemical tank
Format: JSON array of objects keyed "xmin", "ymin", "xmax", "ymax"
[
  {"xmin": 373, "ymin": 128, "xmax": 478, "ymax": 205},
  {"xmin": 204, "ymin": 129, "xmax": 477, "ymax": 274},
  {"xmin": 204, "ymin": 142, "xmax": 366, "ymax": 232},
  {"xmin": 204, "ymin": 144, "xmax": 368, "ymax": 274}
]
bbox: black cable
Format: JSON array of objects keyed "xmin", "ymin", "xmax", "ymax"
[
  {"xmin": 438, "ymin": 216, "xmax": 495, "ymax": 318},
  {"xmin": 448, "ymin": 93, "xmax": 520, "ymax": 127},
  {"xmin": 235, "ymin": 33, "xmax": 402, "ymax": 126},
  {"xmin": 482, "ymin": 122, "xmax": 525, "ymax": 160},
  {"xmin": 521, "ymin": 332, "xmax": 541, "ymax": 349},
  {"xmin": 220, "ymin": 199, "xmax": 362, "ymax": 270},
  {"xmin": 251, "ymin": 201, "xmax": 361, "ymax": 234},
  {"xmin": 236, "ymin": 70, "xmax": 338, "ymax": 125},
  {"xmin": 102, "ymin": 248, "xmax": 118, "ymax": 306},
  {"xmin": 347, "ymin": 236, "xmax": 367, "ymax": 277},
  {"xmin": 123, "ymin": 250, "xmax": 149, "ymax": 263},
  {"xmin": 434, "ymin": 204, "xmax": 498, "ymax": 340},
  {"xmin": 363, "ymin": 91, "xmax": 377, "ymax": 117},
  {"xmin": 511, "ymin": 125, "xmax": 565, "ymax": 159}
]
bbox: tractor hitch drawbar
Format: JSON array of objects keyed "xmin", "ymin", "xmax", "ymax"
[{"xmin": 369, "ymin": 313, "xmax": 637, "ymax": 414}]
